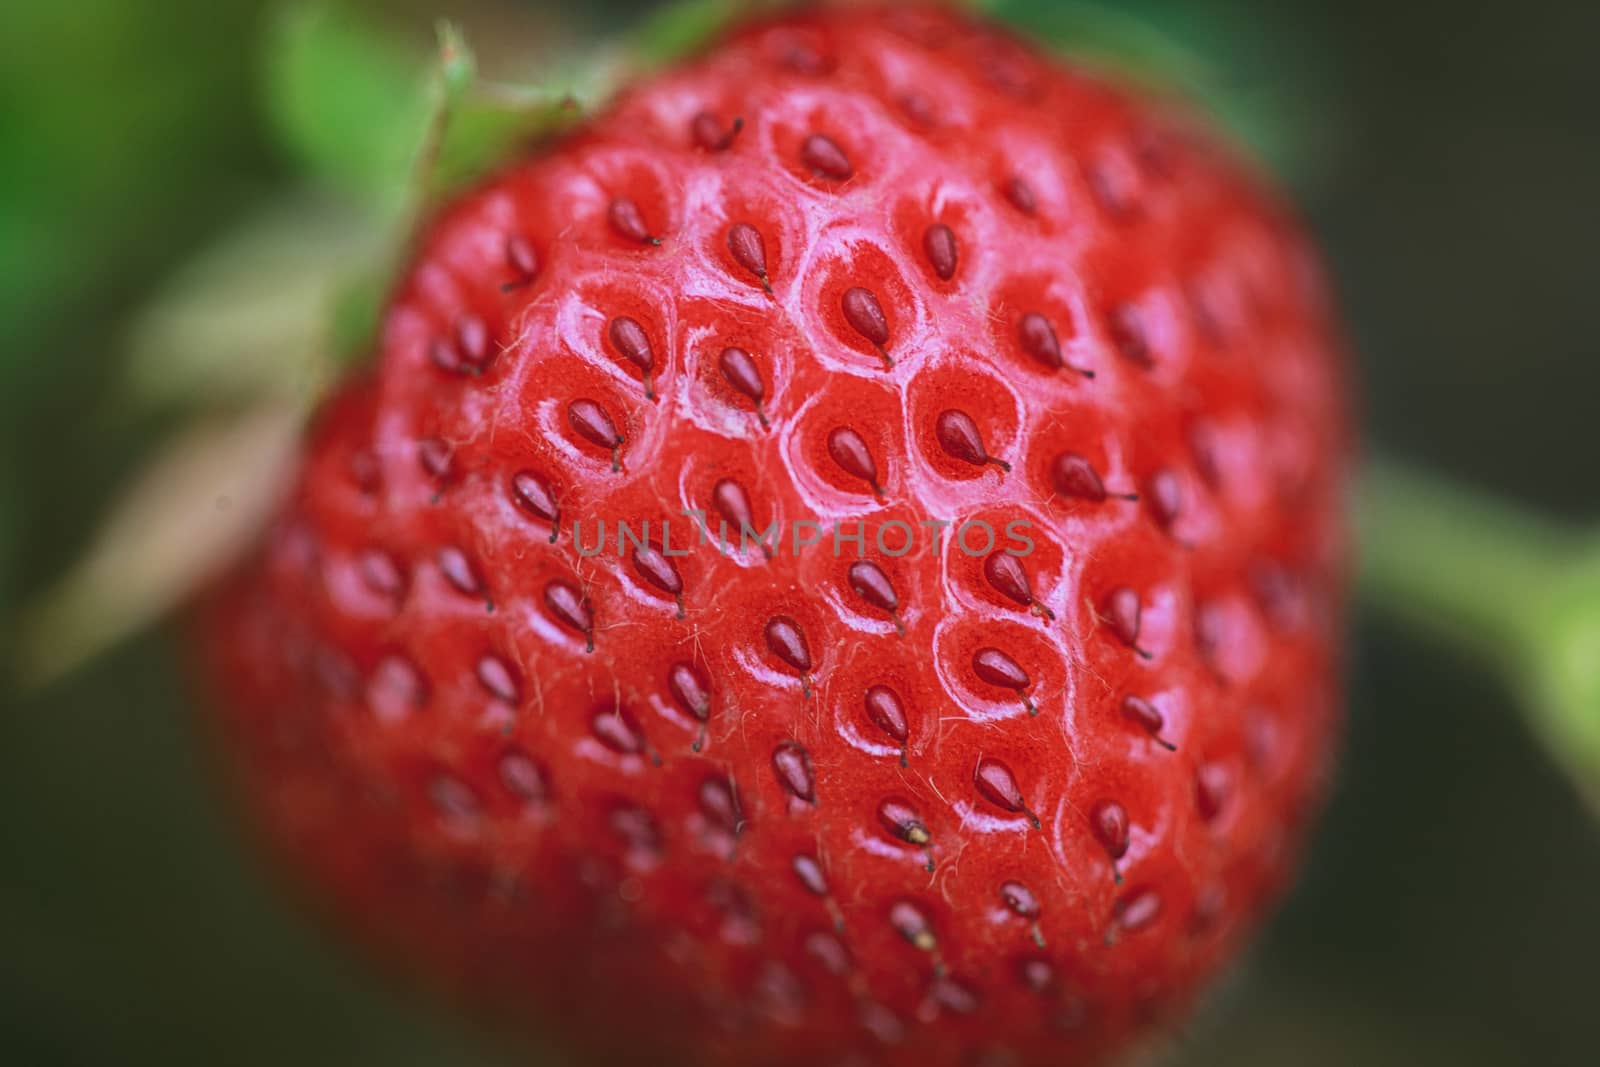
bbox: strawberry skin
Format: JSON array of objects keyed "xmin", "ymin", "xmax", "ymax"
[{"xmin": 200, "ymin": 5, "xmax": 1347, "ymax": 1066}]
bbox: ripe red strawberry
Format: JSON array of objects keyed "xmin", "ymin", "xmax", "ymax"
[{"xmin": 200, "ymin": 4, "xmax": 1347, "ymax": 1065}]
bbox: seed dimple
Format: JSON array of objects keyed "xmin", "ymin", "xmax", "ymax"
[
  {"xmin": 718, "ymin": 346, "xmax": 768, "ymax": 427},
  {"xmin": 775, "ymin": 34, "xmax": 830, "ymax": 74},
  {"xmin": 1110, "ymin": 304, "xmax": 1152, "ymax": 367},
  {"xmin": 1050, "ymin": 453, "xmax": 1103, "ymax": 501},
  {"xmin": 1196, "ymin": 762, "xmax": 1230, "ymax": 821},
  {"xmin": 1000, "ymin": 880, "xmax": 1040, "ymax": 918},
  {"xmin": 592, "ymin": 706, "xmax": 647, "ymax": 756},
  {"xmin": 668, "ymin": 662, "xmax": 710, "ymax": 721},
  {"xmin": 712, "ymin": 478, "xmax": 753, "ymax": 526},
  {"xmin": 348, "ymin": 449, "xmax": 379, "ymax": 494},
  {"xmin": 801, "ymin": 133, "xmax": 853, "ymax": 180},
  {"xmin": 971, "ymin": 647, "xmax": 1035, "ymax": 714},
  {"xmin": 979, "ymin": 39, "xmax": 1036, "ymax": 97},
  {"xmin": 1005, "ymin": 176, "xmax": 1037, "ymax": 214},
  {"xmin": 826, "ymin": 426, "xmax": 882, "ymax": 495},
  {"xmin": 755, "ymin": 962, "xmax": 804, "ymax": 1022},
  {"xmin": 772, "ymin": 741, "xmax": 816, "ymax": 803},
  {"xmin": 608, "ymin": 316, "xmax": 657, "ymax": 399},
  {"xmin": 1187, "ymin": 276, "xmax": 1223, "ymax": 342},
  {"xmin": 764, "ymin": 614, "xmax": 813, "ymax": 677},
  {"xmin": 899, "ymin": 91, "xmax": 935, "ymax": 127},
  {"xmin": 983, "ymin": 552, "xmax": 1051, "ymax": 618},
  {"xmin": 607, "ymin": 197, "xmax": 660, "ymax": 245},
  {"xmin": 667, "ymin": 661, "xmax": 712, "ymax": 752},
  {"xmin": 368, "ymin": 654, "xmax": 425, "ymax": 723},
  {"xmin": 1189, "ymin": 421, "xmax": 1223, "ymax": 490},
  {"xmin": 712, "ymin": 477, "xmax": 771, "ymax": 557},
  {"xmin": 841, "ymin": 287, "xmax": 893, "ymax": 368},
  {"xmin": 726, "ymin": 222, "xmax": 772, "ymax": 294},
  {"xmin": 611, "ymin": 805, "xmax": 661, "ymax": 858},
  {"xmin": 1051, "ymin": 452, "xmax": 1135, "ymax": 503},
  {"xmin": 974, "ymin": 757, "xmax": 1040, "ymax": 828},
  {"xmin": 1021, "ymin": 958, "xmax": 1055, "ymax": 993},
  {"xmin": 698, "ymin": 777, "xmax": 742, "ymax": 835},
  {"xmin": 1195, "ymin": 601, "xmax": 1228, "ymax": 672},
  {"xmin": 884, "ymin": 6, "xmax": 955, "ymax": 47},
  {"xmin": 505, "ymin": 235, "xmax": 539, "ymax": 284},
  {"xmin": 1018, "ymin": 312, "xmax": 1093, "ymax": 377},
  {"xmin": 691, "ymin": 110, "xmax": 743, "ymax": 151},
  {"xmin": 544, "ymin": 579, "xmax": 594, "ymax": 651},
  {"xmin": 860, "ymin": 1002, "xmax": 905, "ymax": 1045},
  {"xmin": 1250, "ymin": 559, "xmax": 1303, "ymax": 628},
  {"xmin": 1091, "ymin": 799, "xmax": 1131, "ymax": 883},
  {"xmin": 877, "ymin": 797, "xmax": 932, "ymax": 849},
  {"xmin": 631, "ymin": 543, "xmax": 684, "ymax": 614},
  {"xmin": 1121, "ymin": 694, "xmax": 1177, "ymax": 751},
  {"xmin": 1088, "ymin": 161, "xmax": 1137, "ymax": 220},
  {"xmin": 890, "ymin": 900, "xmax": 936, "ymax": 951},
  {"xmin": 935, "ymin": 409, "xmax": 1009, "ymax": 472},
  {"xmin": 1017, "ymin": 312, "xmax": 1060, "ymax": 369},
  {"xmin": 806, "ymin": 931, "xmax": 852, "ymax": 975},
  {"xmin": 436, "ymin": 545, "xmax": 485, "ymax": 601},
  {"xmin": 313, "ymin": 649, "xmax": 359, "ymax": 700},
  {"xmin": 498, "ymin": 749, "xmax": 547, "ymax": 805},
  {"xmin": 567, "ymin": 398, "xmax": 623, "ymax": 472},
  {"xmin": 429, "ymin": 336, "xmax": 460, "ymax": 374},
  {"xmin": 455, "ymin": 315, "xmax": 490, "ymax": 368},
  {"xmin": 429, "ymin": 776, "xmax": 480, "ymax": 827},
  {"xmin": 1146, "ymin": 468, "xmax": 1182, "ymax": 531},
  {"xmin": 1101, "ymin": 587, "xmax": 1150, "ymax": 658},
  {"xmin": 476, "ymin": 654, "xmax": 519, "ymax": 704},
  {"xmin": 510, "ymin": 471, "xmax": 560, "ymax": 541},
  {"xmin": 847, "ymin": 560, "xmax": 900, "ymax": 625},
  {"xmin": 864, "ymin": 684, "xmax": 910, "ymax": 746},
  {"xmin": 430, "ymin": 316, "xmax": 494, "ymax": 375},
  {"xmin": 721, "ymin": 895, "xmax": 771, "ymax": 949},
  {"xmin": 1117, "ymin": 888, "xmax": 1162, "ymax": 933},
  {"xmin": 792, "ymin": 854, "xmax": 829, "ymax": 896},
  {"xmin": 418, "ymin": 438, "xmax": 453, "ymax": 481},
  {"xmin": 922, "ymin": 223, "xmax": 958, "ymax": 280},
  {"xmin": 359, "ymin": 548, "xmax": 406, "ymax": 600},
  {"xmin": 931, "ymin": 977, "xmax": 980, "ymax": 1015},
  {"xmin": 1192, "ymin": 883, "xmax": 1227, "ymax": 935}
]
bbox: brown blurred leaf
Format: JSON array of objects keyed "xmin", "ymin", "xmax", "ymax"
[
  {"xmin": 13, "ymin": 403, "xmax": 302, "ymax": 687},
  {"xmin": 124, "ymin": 195, "xmax": 372, "ymax": 408}
]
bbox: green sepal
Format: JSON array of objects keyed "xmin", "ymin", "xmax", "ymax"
[{"xmin": 264, "ymin": 3, "xmax": 433, "ymax": 214}]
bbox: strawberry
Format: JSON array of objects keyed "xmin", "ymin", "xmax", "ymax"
[{"xmin": 199, "ymin": 4, "xmax": 1348, "ymax": 1066}]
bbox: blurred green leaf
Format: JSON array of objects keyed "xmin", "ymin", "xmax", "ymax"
[
  {"xmin": 0, "ymin": 0, "xmax": 267, "ymax": 388},
  {"xmin": 265, "ymin": 5, "xmax": 599, "ymax": 216},
  {"xmin": 166, "ymin": 12, "xmax": 594, "ymax": 401},
  {"xmin": 264, "ymin": 3, "xmax": 431, "ymax": 211},
  {"xmin": 0, "ymin": 457, "xmax": 18, "ymax": 612},
  {"xmin": 1361, "ymin": 463, "xmax": 1600, "ymax": 820},
  {"xmin": 986, "ymin": 0, "xmax": 1214, "ymax": 84},
  {"xmin": 631, "ymin": 0, "xmax": 741, "ymax": 67}
]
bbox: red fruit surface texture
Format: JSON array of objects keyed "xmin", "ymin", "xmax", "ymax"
[{"xmin": 200, "ymin": 5, "xmax": 1349, "ymax": 1066}]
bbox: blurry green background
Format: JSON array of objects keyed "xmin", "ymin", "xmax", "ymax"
[{"xmin": 4, "ymin": 1, "xmax": 1599, "ymax": 1064}]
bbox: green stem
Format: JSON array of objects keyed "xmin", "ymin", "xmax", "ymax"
[
  {"xmin": 1361, "ymin": 459, "xmax": 1600, "ymax": 813},
  {"xmin": 1358, "ymin": 459, "xmax": 1581, "ymax": 665}
]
